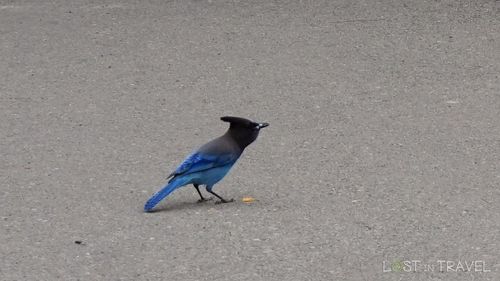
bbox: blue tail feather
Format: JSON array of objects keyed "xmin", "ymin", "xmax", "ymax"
[{"xmin": 144, "ymin": 177, "xmax": 189, "ymax": 212}]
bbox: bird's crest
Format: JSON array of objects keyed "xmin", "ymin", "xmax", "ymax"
[{"xmin": 220, "ymin": 116, "xmax": 252, "ymax": 125}]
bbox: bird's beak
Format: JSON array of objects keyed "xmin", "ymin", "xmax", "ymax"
[{"xmin": 258, "ymin": 122, "xmax": 269, "ymax": 129}]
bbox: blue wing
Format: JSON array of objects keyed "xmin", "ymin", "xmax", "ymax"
[{"xmin": 167, "ymin": 152, "xmax": 237, "ymax": 180}]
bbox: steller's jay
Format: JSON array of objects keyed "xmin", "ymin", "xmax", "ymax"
[{"xmin": 144, "ymin": 116, "xmax": 269, "ymax": 212}]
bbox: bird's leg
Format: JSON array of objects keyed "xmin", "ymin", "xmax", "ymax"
[
  {"xmin": 194, "ymin": 184, "xmax": 212, "ymax": 203},
  {"xmin": 206, "ymin": 189, "xmax": 234, "ymax": 204}
]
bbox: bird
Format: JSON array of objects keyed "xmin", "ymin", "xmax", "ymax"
[{"xmin": 144, "ymin": 116, "xmax": 269, "ymax": 212}]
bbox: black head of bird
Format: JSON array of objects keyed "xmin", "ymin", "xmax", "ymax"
[{"xmin": 221, "ymin": 116, "xmax": 269, "ymax": 150}]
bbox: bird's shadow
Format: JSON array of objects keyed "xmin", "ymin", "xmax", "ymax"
[{"xmin": 143, "ymin": 199, "xmax": 223, "ymax": 213}]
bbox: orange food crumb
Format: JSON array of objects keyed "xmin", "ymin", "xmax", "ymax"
[{"xmin": 242, "ymin": 197, "xmax": 255, "ymax": 203}]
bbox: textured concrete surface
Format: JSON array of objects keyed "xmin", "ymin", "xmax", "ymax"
[{"xmin": 1, "ymin": 0, "xmax": 499, "ymax": 280}]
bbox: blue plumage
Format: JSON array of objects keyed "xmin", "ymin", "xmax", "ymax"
[
  {"xmin": 167, "ymin": 152, "xmax": 237, "ymax": 181},
  {"xmin": 144, "ymin": 116, "xmax": 268, "ymax": 212}
]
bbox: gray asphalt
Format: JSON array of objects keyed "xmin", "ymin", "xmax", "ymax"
[{"xmin": 1, "ymin": 1, "xmax": 499, "ymax": 280}]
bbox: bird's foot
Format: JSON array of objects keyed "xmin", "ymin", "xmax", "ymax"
[
  {"xmin": 197, "ymin": 197, "xmax": 213, "ymax": 203},
  {"xmin": 215, "ymin": 198, "xmax": 234, "ymax": 204}
]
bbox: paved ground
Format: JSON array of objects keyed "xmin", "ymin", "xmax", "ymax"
[{"xmin": 1, "ymin": 0, "xmax": 499, "ymax": 280}]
